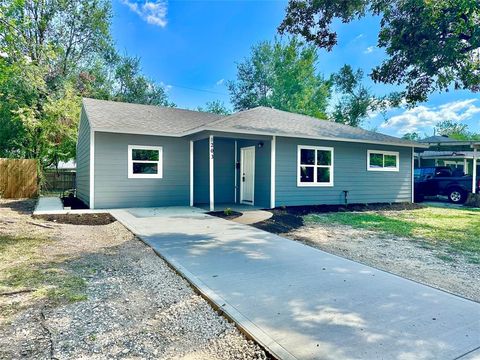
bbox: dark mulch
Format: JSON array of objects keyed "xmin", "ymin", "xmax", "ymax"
[
  {"xmin": 33, "ymin": 213, "xmax": 116, "ymax": 225},
  {"xmin": 207, "ymin": 210, "xmax": 242, "ymax": 220},
  {"xmin": 253, "ymin": 202, "xmax": 424, "ymax": 235},
  {"xmin": 61, "ymin": 196, "xmax": 89, "ymax": 210}
]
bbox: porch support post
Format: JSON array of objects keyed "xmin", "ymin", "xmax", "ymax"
[
  {"xmin": 464, "ymin": 158, "xmax": 468, "ymax": 175},
  {"xmin": 473, "ymin": 148, "xmax": 478, "ymax": 194},
  {"xmin": 270, "ymin": 136, "xmax": 276, "ymax": 209},
  {"xmin": 190, "ymin": 140, "xmax": 194, "ymax": 206},
  {"xmin": 234, "ymin": 140, "xmax": 238, "ymax": 203},
  {"xmin": 209, "ymin": 135, "xmax": 214, "ymax": 211},
  {"xmin": 411, "ymin": 147, "xmax": 415, "ymax": 203}
]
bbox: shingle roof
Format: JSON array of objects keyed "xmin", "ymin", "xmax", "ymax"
[
  {"xmin": 419, "ymin": 135, "xmax": 459, "ymax": 143},
  {"xmin": 82, "ymin": 99, "xmax": 424, "ymax": 147},
  {"xmin": 82, "ymin": 98, "xmax": 223, "ymax": 135},
  {"xmin": 206, "ymin": 107, "xmax": 421, "ymax": 147}
]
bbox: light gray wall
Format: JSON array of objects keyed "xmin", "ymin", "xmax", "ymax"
[
  {"xmin": 94, "ymin": 132, "xmax": 190, "ymax": 208},
  {"xmin": 76, "ymin": 108, "xmax": 90, "ymax": 206},
  {"xmin": 275, "ymin": 137, "xmax": 412, "ymax": 206}
]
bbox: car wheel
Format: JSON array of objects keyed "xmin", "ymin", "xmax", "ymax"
[{"xmin": 448, "ymin": 189, "xmax": 466, "ymax": 204}]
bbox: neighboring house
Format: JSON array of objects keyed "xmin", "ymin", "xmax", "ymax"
[
  {"xmin": 415, "ymin": 136, "xmax": 480, "ymax": 176},
  {"xmin": 76, "ymin": 98, "xmax": 426, "ymax": 210}
]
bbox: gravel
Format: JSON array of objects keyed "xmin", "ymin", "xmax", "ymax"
[{"xmin": 0, "ymin": 199, "xmax": 269, "ymax": 360}]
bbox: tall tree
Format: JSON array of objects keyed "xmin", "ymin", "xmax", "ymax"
[
  {"xmin": 279, "ymin": 0, "xmax": 480, "ymax": 105},
  {"xmin": 330, "ymin": 65, "xmax": 384, "ymax": 127},
  {"xmin": 435, "ymin": 120, "xmax": 471, "ymax": 140},
  {"xmin": 197, "ymin": 100, "xmax": 231, "ymax": 115},
  {"xmin": 0, "ymin": 0, "xmax": 173, "ymax": 167},
  {"xmin": 228, "ymin": 37, "xmax": 331, "ymax": 119}
]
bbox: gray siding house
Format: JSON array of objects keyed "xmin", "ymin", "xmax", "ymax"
[{"xmin": 77, "ymin": 98, "xmax": 425, "ymax": 210}]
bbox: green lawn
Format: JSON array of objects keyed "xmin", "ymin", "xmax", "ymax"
[{"xmin": 305, "ymin": 207, "xmax": 480, "ymax": 263}]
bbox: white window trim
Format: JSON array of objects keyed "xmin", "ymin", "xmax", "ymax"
[
  {"xmin": 128, "ymin": 145, "xmax": 163, "ymax": 179},
  {"xmin": 367, "ymin": 150, "xmax": 399, "ymax": 172},
  {"xmin": 297, "ymin": 145, "xmax": 334, "ymax": 187}
]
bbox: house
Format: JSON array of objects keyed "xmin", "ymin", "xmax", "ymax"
[{"xmin": 76, "ymin": 98, "xmax": 426, "ymax": 210}]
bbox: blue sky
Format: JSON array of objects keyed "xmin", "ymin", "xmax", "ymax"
[{"xmin": 112, "ymin": 0, "xmax": 480, "ymax": 138}]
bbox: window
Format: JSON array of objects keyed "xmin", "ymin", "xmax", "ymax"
[
  {"xmin": 297, "ymin": 146, "xmax": 334, "ymax": 186},
  {"xmin": 367, "ymin": 150, "xmax": 399, "ymax": 171},
  {"xmin": 128, "ymin": 145, "xmax": 163, "ymax": 178}
]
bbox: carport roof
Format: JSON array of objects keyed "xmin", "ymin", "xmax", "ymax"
[{"xmin": 82, "ymin": 98, "xmax": 425, "ymax": 148}]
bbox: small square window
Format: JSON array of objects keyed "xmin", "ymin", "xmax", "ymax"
[{"xmin": 297, "ymin": 146, "xmax": 334, "ymax": 186}]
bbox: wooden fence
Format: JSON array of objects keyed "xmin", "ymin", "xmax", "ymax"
[
  {"xmin": 0, "ymin": 159, "xmax": 38, "ymax": 198},
  {"xmin": 41, "ymin": 170, "xmax": 76, "ymax": 195}
]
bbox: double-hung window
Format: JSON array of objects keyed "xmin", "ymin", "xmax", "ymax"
[
  {"xmin": 367, "ymin": 150, "xmax": 399, "ymax": 171},
  {"xmin": 297, "ymin": 146, "xmax": 334, "ymax": 186},
  {"xmin": 128, "ymin": 145, "xmax": 163, "ymax": 178}
]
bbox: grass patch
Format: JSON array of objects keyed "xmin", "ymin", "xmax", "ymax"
[
  {"xmin": 305, "ymin": 207, "xmax": 480, "ymax": 261},
  {"xmin": 0, "ymin": 234, "xmax": 87, "ymax": 309}
]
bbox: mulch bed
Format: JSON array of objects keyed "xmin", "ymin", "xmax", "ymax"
[
  {"xmin": 33, "ymin": 213, "xmax": 116, "ymax": 226},
  {"xmin": 253, "ymin": 202, "xmax": 424, "ymax": 235},
  {"xmin": 207, "ymin": 210, "xmax": 242, "ymax": 220}
]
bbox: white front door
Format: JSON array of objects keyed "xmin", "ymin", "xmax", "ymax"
[{"xmin": 240, "ymin": 146, "xmax": 255, "ymax": 204}]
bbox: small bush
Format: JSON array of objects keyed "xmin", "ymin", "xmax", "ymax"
[{"xmin": 224, "ymin": 208, "xmax": 233, "ymax": 216}]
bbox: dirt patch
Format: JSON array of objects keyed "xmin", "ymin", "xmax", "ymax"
[
  {"xmin": 33, "ymin": 213, "xmax": 116, "ymax": 225},
  {"xmin": 0, "ymin": 199, "xmax": 270, "ymax": 359},
  {"xmin": 207, "ymin": 210, "xmax": 242, "ymax": 221}
]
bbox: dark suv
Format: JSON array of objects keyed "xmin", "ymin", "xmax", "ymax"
[{"xmin": 414, "ymin": 166, "xmax": 479, "ymax": 204}]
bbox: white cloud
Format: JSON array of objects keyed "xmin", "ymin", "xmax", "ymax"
[
  {"xmin": 160, "ymin": 81, "xmax": 172, "ymax": 92},
  {"xmin": 363, "ymin": 46, "xmax": 375, "ymax": 54},
  {"xmin": 381, "ymin": 99, "xmax": 480, "ymax": 134},
  {"xmin": 216, "ymin": 78, "xmax": 225, "ymax": 86},
  {"xmin": 354, "ymin": 34, "xmax": 364, "ymax": 40},
  {"xmin": 121, "ymin": 0, "xmax": 168, "ymax": 27}
]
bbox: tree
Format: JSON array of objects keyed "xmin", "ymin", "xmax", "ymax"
[
  {"xmin": 279, "ymin": 0, "xmax": 480, "ymax": 105},
  {"xmin": 402, "ymin": 132, "xmax": 421, "ymax": 141},
  {"xmin": 197, "ymin": 100, "xmax": 231, "ymax": 115},
  {"xmin": 330, "ymin": 65, "xmax": 384, "ymax": 127},
  {"xmin": 435, "ymin": 120, "xmax": 470, "ymax": 140},
  {"xmin": 228, "ymin": 37, "xmax": 331, "ymax": 119},
  {"xmin": 0, "ymin": 0, "xmax": 173, "ymax": 168}
]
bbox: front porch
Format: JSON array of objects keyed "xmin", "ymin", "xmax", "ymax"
[{"xmin": 189, "ymin": 132, "xmax": 276, "ymax": 211}]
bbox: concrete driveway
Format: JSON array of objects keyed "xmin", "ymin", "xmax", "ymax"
[{"xmin": 111, "ymin": 207, "xmax": 480, "ymax": 360}]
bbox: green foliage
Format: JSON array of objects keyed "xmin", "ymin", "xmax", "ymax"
[
  {"xmin": 330, "ymin": 65, "xmax": 385, "ymax": 127},
  {"xmin": 0, "ymin": 0, "xmax": 173, "ymax": 168},
  {"xmin": 197, "ymin": 100, "xmax": 231, "ymax": 115},
  {"xmin": 402, "ymin": 132, "xmax": 421, "ymax": 141},
  {"xmin": 224, "ymin": 208, "xmax": 233, "ymax": 216},
  {"xmin": 434, "ymin": 120, "xmax": 477, "ymax": 140},
  {"xmin": 228, "ymin": 37, "xmax": 331, "ymax": 119},
  {"xmin": 279, "ymin": 0, "xmax": 480, "ymax": 105}
]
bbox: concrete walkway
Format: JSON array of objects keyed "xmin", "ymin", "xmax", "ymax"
[
  {"xmin": 232, "ymin": 210, "xmax": 273, "ymax": 225},
  {"xmin": 111, "ymin": 207, "xmax": 480, "ymax": 360}
]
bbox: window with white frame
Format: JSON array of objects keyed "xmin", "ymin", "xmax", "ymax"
[
  {"xmin": 128, "ymin": 145, "xmax": 163, "ymax": 178},
  {"xmin": 367, "ymin": 150, "xmax": 399, "ymax": 171},
  {"xmin": 297, "ymin": 146, "xmax": 334, "ymax": 186}
]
